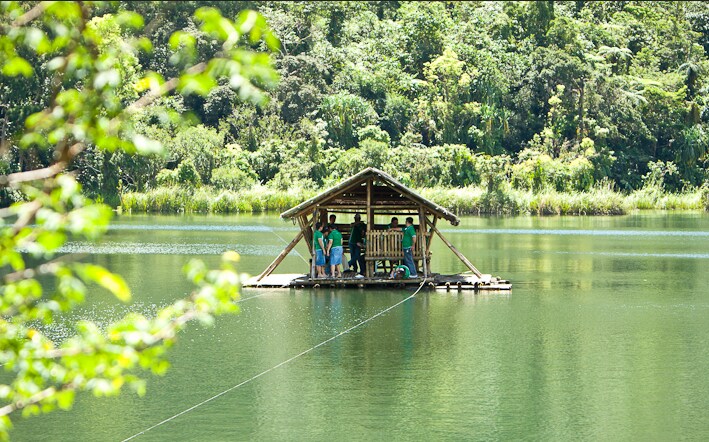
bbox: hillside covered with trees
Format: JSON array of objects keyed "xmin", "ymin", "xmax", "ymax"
[{"xmin": 2, "ymin": 1, "xmax": 709, "ymax": 212}]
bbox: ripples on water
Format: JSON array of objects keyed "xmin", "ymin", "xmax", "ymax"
[
  {"xmin": 57, "ymin": 241, "xmax": 286, "ymax": 255},
  {"xmin": 53, "ymin": 224, "xmax": 708, "ymax": 257},
  {"xmin": 449, "ymin": 228, "xmax": 709, "ymax": 237},
  {"xmin": 109, "ymin": 223, "xmax": 709, "ymax": 237},
  {"xmin": 30, "ymin": 301, "xmax": 170, "ymax": 343},
  {"xmin": 10, "ymin": 214, "xmax": 709, "ymax": 441},
  {"xmin": 536, "ymin": 250, "xmax": 709, "ymax": 259},
  {"xmin": 34, "ymin": 293, "xmax": 273, "ymax": 344}
]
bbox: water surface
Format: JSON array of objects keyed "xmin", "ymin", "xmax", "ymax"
[{"xmin": 10, "ymin": 212, "xmax": 709, "ymax": 440}]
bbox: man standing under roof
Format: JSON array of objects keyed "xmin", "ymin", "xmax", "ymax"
[{"xmin": 348, "ymin": 213, "xmax": 366, "ymax": 276}]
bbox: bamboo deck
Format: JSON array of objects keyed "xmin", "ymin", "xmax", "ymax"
[{"xmin": 243, "ymin": 272, "xmax": 511, "ymax": 291}]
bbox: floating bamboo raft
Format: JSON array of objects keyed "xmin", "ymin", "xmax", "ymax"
[
  {"xmin": 243, "ymin": 272, "xmax": 511, "ymax": 291},
  {"xmin": 249, "ymin": 168, "xmax": 512, "ymax": 292}
]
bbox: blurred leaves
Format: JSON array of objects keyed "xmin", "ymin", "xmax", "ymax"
[{"xmin": 0, "ymin": 1, "xmax": 279, "ymax": 437}]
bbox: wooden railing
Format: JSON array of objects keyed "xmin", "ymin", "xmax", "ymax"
[{"xmin": 364, "ymin": 229, "xmax": 430, "ymax": 276}]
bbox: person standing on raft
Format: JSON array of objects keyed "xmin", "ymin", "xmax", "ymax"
[
  {"xmin": 348, "ymin": 213, "xmax": 366, "ymax": 276},
  {"xmin": 402, "ymin": 216, "xmax": 417, "ymax": 277},
  {"xmin": 327, "ymin": 224, "xmax": 343, "ymax": 278},
  {"xmin": 313, "ymin": 222, "xmax": 326, "ymax": 278}
]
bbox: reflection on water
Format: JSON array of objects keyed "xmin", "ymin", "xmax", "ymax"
[
  {"xmin": 452, "ymin": 228, "xmax": 709, "ymax": 237},
  {"xmin": 109, "ymin": 223, "xmax": 709, "ymax": 237},
  {"xmin": 535, "ymin": 250, "xmax": 709, "ymax": 259},
  {"xmin": 9, "ymin": 212, "xmax": 709, "ymax": 441}
]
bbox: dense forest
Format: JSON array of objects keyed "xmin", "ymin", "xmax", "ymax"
[{"xmin": 2, "ymin": 1, "xmax": 709, "ymax": 209}]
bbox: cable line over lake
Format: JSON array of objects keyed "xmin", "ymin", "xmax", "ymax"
[{"xmin": 122, "ymin": 281, "xmax": 426, "ymax": 441}]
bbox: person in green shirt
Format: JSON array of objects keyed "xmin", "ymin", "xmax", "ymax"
[
  {"xmin": 348, "ymin": 214, "xmax": 366, "ymax": 275},
  {"xmin": 387, "ymin": 217, "xmax": 401, "ymax": 230},
  {"xmin": 390, "ymin": 264, "xmax": 410, "ymax": 279},
  {"xmin": 402, "ymin": 216, "xmax": 418, "ymax": 277},
  {"xmin": 313, "ymin": 222, "xmax": 326, "ymax": 278},
  {"xmin": 326, "ymin": 224, "xmax": 343, "ymax": 278}
]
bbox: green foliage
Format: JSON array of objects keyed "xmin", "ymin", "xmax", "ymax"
[
  {"xmin": 399, "ymin": 2, "xmax": 450, "ymax": 71},
  {"xmin": 330, "ymin": 139, "xmax": 389, "ymax": 179},
  {"xmin": 357, "ymin": 125, "xmax": 391, "ymax": 145},
  {"xmin": 0, "ymin": 1, "xmax": 279, "ymax": 437},
  {"xmin": 156, "ymin": 169, "xmax": 178, "ymax": 187},
  {"xmin": 211, "ymin": 167, "xmax": 256, "ymax": 191},
  {"xmin": 121, "ymin": 185, "xmax": 313, "ymax": 214},
  {"xmin": 5, "ymin": 0, "xmax": 709, "ymax": 208},
  {"xmin": 387, "ymin": 144, "xmax": 479, "ymax": 188},
  {"xmin": 319, "ymin": 92, "xmax": 377, "ymax": 148},
  {"xmin": 381, "ymin": 93, "xmax": 414, "ymax": 144},
  {"xmin": 169, "ymin": 125, "xmax": 223, "ymax": 184},
  {"xmin": 176, "ymin": 159, "xmax": 201, "ymax": 188},
  {"xmin": 642, "ymin": 160, "xmax": 679, "ymax": 190}
]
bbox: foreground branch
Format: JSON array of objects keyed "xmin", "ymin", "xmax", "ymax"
[
  {"xmin": 126, "ymin": 62, "xmax": 206, "ymax": 113},
  {"xmin": 9, "ymin": 1, "xmax": 48, "ymax": 27},
  {"xmin": 0, "ymin": 142, "xmax": 83, "ymax": 188}
]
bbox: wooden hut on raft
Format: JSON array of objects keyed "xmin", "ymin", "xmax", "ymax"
[{"xmin": 243, "ymin": 168, "xmax": 510, "ymax": 291}]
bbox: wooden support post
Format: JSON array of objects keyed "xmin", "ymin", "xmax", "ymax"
[
  {"xmin": 366, "ymin": 178, "xmax": 372, "ymax": 278},
  {"xmin": 299, "ymin": 214, "xmax": 314, "ymax": 255},
  {"xmin": 426, "ymin": 215, "xmax": 438, "ymax": 255},
  {"xmin": 310, "ymin": 208, "xmax": 318, "ymax": 280},
  {"xmin": 366, "ymin": 178, "xmax": 373, "ymax": 222},
  {"xmin": 424, "ymin": 215, "xmax": 438, "ymax": 275},
  {"xmin": 419, "ymin": 206, "xmax": 428, "ymax": 278},
  {"xmin": 256, "ymin": 229, "xmax": 305, "ymax": 281},
  {"xmin": 428, "ymin": 222, "xmax": 482, "ymax": 277}
]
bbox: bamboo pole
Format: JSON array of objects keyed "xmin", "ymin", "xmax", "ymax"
[
  {"xmin": 366, "ymin": 178, "xmax": 372, "ymax": 222},
  {"xmin": 428, "ymin": 222, "xmax": 482, "ymax": 277},
  {"xmin": 256, "ymin": 229, "xmax": 305, "ymax": 281},
  {"xmin": 366, "ymin": 178, "xmax": 372, "ymax": 278},
  {"xmin": 426, "ymin": 215, "xmax": 438, "ymax": 255},
  {"xmin": 418, "ymin": 206, "xmax": 428, "ymax": 278},
  {"xmin": 310, "ymin": 208, "xmax": 318, "ymax": 280},
  {"xmin": 298, "ymin": 214, "xmax": 314, "ymax": 255}
]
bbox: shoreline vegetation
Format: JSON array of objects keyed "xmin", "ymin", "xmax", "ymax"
[
  {"xmin": 121, "ymin": 185, "xmax": 709, "ymax": 216},
  {"xmin": 4, "ymin": 2, "xmax": 709, "ymax": 215}
]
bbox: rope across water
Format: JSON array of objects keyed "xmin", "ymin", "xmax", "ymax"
[{"xmin": 122, "ymin": 280, "xmax": 426, "ymax": 441}]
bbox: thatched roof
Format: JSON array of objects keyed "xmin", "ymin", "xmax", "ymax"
[{"xmin": 280, "ymin": 168, "xmax": 460, "ymax": 226}]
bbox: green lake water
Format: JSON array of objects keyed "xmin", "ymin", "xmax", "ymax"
[{"xmin": 9, "ymin": 212, "xmax": 709, "ymax": 441}]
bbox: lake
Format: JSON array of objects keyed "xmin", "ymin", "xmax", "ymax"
[{"xmin": 10, "ymin": 212, "xmax": 709, "ymax": 441}]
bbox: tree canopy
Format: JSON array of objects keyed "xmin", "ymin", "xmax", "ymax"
[{"xmin": 3, "ymin": 1, "xmax": 709, "ymax": 204}]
